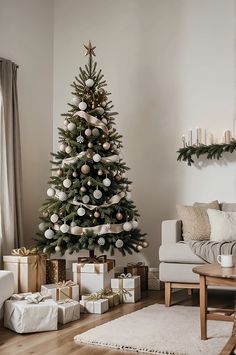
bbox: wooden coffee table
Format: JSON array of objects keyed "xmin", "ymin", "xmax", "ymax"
[{"xmin": 193, "ymin": 264, "xmax": 236, "ymax": 355}]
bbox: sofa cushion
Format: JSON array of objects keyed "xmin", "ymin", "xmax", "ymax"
[
  {"xmin": 159, "ymin": 262, "xmax": 201, "ymax": 283},
  {"xmin": 176, "ymin": 200, "xmax": 219, "ymax": 241},
  {"xmin": 159, "ymin": 242, "xmax": 203, "ymax": 264},
  {"xmin": 208, "ymin": 209, "xmax": 236, "ymax": 242}
]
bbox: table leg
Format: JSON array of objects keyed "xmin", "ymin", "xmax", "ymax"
[{"xmin": 199, "ymin": 275, "xmax": 207, "ymax": 340}]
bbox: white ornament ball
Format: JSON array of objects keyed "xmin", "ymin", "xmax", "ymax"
[
  {"xmin": 63, "ymin": 178, "xmax": 72, "ymax": 188},
  {"xmin": 70, "ymin": 221, "xmax": 76, "ymax": 227},
  {"xmin": 88, "ymin": 142, "xmax": 93, "ymax": 148},
  {"xmin": 93, "ymin": 153, "xmax": 101, "ymax": 162},
  {"xmin": 80, "ymin": 186, "xmax": 86, "ymax": 192},
  {"xmin": 102, "ymin": 101, "xmax": 106, "ymax": 107},
  {"xmin": 136, "ymin": 245, "xmax": 143, "ymax": 251},
  {"xmin": 93, "ymin": 189, "xmax": 102, "ymax": 199},
  {"xmin": 72, "ymin": 172, "xmax": 78, "ymax": 177},
  {"xmin": 38, "ymin": 222, "xmax": 46, "ymax": 232},
  {"xmin": 72, "ymin": 96, "xmax": 81, "ymax": 106},
  {"xmin": 85, "ymin": 78, "xmax": 94, "ymax": 87},
  {"xmin": 103, "ymin": 178, "xmax": 111, "ymax": 187},
  {"xmin": 132, "ymin": 220, "xmax": 139, "ymax": 229},
  {"xmin": 44, "ymin": 229, "xmax": 54, "ymax": 239},
  {"xmin": 54, "ymin": 223, "xmax": 60, "ymax": 231},
  {"xmin": 87, "ymin": 179, "xmax": 92, "ymax": 186},
  {"xmin": 142, "ymin": 241, "xmax": 149, "ymax": 248},
  {"xmin": 96, "ymin": 107, "xmax": 104, "ymax": 115},
  {"xmin": 123, "ymin": 222, "xmax": 132, "ymax": 231},
  {"xmin": 115, "ymin": 239, "xmax": 124, "ymax": 248},
  {"xmin": 47, "ymin": 187, "xmax": 55, "ymax": 197},
  {"xmin": 103, "ymin": 142, "xmax": 110, "ymax": 150},
  {"xmin": 82, "ymin": 195, "xmax": 90, "ymax": 204},
  {"xmin": 102, "ymin": 118, "xmax": 108, "ymax": 125},
  {"xmin": 43, "ymin": 248, "xmax": 47, "ymax": 254},
  {"xmin": 50, "ymin": 214, "xmax": 59, "ymax": 223},
  {"xmin": 97, "ymin": 169, "xmax": 103, "ymax": 176},
  {"xmin": 97, "ymin": 237, "xmax": 105, "ymax": 246},
  {"xmin": 55, "ymin": 246, "xmax": 61, "ymax": 252},
  {"xmin": 81, "ymin": 164, "xmax": 90, "ymax": 174},
  {"xmin": 78, "ymin": 101, "xmax": 87, "ymax": 111},
  {"xmin": 60, "ymin": 223, "xmax": 69, "ymax": 233},
  {"xmin": 85, "ymin": 128, "xmax": 92, "ymax": 137},
  {"xmin": 77, "ymin": 207, "xmax": 86, "ymax": 216},
  {"xmin": 65, "ymin": 146, "xmax": 72, "ymax": 154},
  {"xmin": 126, "ymin": 191, "xmax": 132, "ymax": 201},
  {"xmin": 67, "ymin": 122, "xmax": 76, "ymax": 131},
  {"xmin": 92, "ymin": 128, "xmax": 99, "ymax": 136},
  {"xmin": 59, "ymin": 143, "xmax": 66, "ymax": 152},
  {"xmin": 64, "ymin": 119, "xmax": 68, "ymax": 126},
  {"xmin": 58, "ymin": 192, "xmax": 67, "ymax": 201}
]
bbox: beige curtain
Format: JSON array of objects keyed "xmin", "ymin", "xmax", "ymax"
[{"xmin": 0, "ymin": 58, "xmax": 23, "ymax": 259}]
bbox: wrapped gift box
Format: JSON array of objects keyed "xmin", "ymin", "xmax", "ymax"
[
  {"xmin": 124, "ymin": 263, "xmax": 148, "ymax": 290},
  {"xmin": 41, "ymin": 282, "xmax": 79, "ymax": 301},
  {"xmin": 46, "ymin": 259, "xmax": 66, "ymax": 284},
  {"xmin": 111, "ymin": 275, "xmax": 141, "ymax": 303},
  {"xmin": 3, "ymin": 254, "xmax": 46, "ymax": 293},
  {"xmin": 72, "ymin": 260, "xmax": 115, "ymax": 294},
  {"xmin": 80, "ymin": 299, "xmax": 109, "ymax": 314},
  {"xmin": 4, "ymin": 299, "xmax": 58, "ymax": 333},
  {"xmin": 148, "ymin": 267, "xmax": 163, "ymax": 290},
  {"xmin": 57, "ymin": 300, "xmax": 80, "ymax": 324}
]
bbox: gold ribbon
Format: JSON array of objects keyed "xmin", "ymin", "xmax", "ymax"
[
  {"xmin": 11, "ymin": 247, "xmax": 38, "ymax": 256},
  {"xmin": 78, "ymin": 254, "xmax": 107, "ymax": 264},
  {"xmin": 74, "ymin": 110, "xmax": 108, "ymax": 135},
  {"xmin": 61, "ymin": 152, "xmax": 119, "ymax": 168},
  {"xmin": 70, "ymin": 223, "xmax": 124, "ymax": 236},
  {"xmin": 55, "ymin": 280, "xmax": 75, "ymax": 300},
  {"xmin": 56, "ymin": 280, "xmax": 76, "ymax": 287}
]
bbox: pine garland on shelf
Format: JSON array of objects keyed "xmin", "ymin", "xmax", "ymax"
[{"xmin": 177, "ymin": 139, "xmax": 236, "ymax": 166}]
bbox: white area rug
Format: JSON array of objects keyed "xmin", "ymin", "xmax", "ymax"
[{"xmin": 74, "ymin": 304, "xmax": 233, "ymax": 355}]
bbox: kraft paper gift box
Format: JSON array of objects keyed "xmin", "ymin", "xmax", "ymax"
[
  {"xmin": 72, "ymin": 260, "xmax": 115, "ymax": 294},
  {"xmin": 57, "ymin": 300, "xmax": 80, "ymax": 324},
  {"xmin": 111, "ymin": 275, "xmax": 141, "ymax": 303},
  {"xmin": 79, "ymin": 299, "xmax": 109, "ymax": 314},
  {"xmin": 46, "ymin": 259, "xmax": 66, "ymax": 284},
  {"xmin": 3, "ymin": 254, "xmax": 46, "ymax": 293},
  {"xmin": 41, "ymin": 282, "xmax": 79, "ymax": 301},
  {"xmin": 124, "ymin": 263, "xmax": 148, "ymax": 291},
  {"xmin": 4, "ymin": 299, "xmax": 58, "ymax": 333}
]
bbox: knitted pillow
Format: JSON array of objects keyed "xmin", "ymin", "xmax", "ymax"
[
  {"xmin": 176, "ymin": 200, "xmax": 220, "ymax": 241},
  {"xmin": 207, "ymin": 208, "xmax": 236, "ymax": 242}
]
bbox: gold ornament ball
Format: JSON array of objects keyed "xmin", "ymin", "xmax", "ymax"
[
  {"xmin": 81, "ymin": 164, "xmax": 90, "ymax": 174},
  {"xmin": 97, "ymin": 169, "xmax": 103, "ymax": 176},
  {"xmin": 43, "ymin": 211, "xmax": 49, "ymax": 218},
  {"xmin": 80, "ymin": 186, "xmax": 86, "ymax": 193},
  {"xmin": 88, "ymin": 142, "xmax": 93, "ymax": 148},
  {"xmin": 57, "ymin": 169, "xmax": 63, "ymax": 176},
  {"xmin": 115, "ymin": 175, "xmax": 122, "ymax": 181},
  {"xmin": 94, "ymin": 211, "xmax": 100, "ymax": 218},
  {"xmin": 103, "ymin": 142, "xmax": 110, "ymax": 150},
  {"xmin": 87, "ymin": 179, "xmax": 92, "ymax": 186},
  {"xmin": 136, "ymin": 245, "xmax": 143, "ymax": 251},
  {"xmin": 59, "ymin": 211, "xmax": 64, "ymax": 217},
  {"xmin": 116, "ymin": 212, "xmax": 123, "ymax": 221},
  {"xmin": 142, "ymin": 241, "xmax": 149, "ymax": 248}
]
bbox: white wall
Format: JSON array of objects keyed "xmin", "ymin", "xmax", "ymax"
[
  {"xmin": 0, "ymin": 0, "xmax": 53, "ymax": 247},
  {"xmin": 53, "ymin": 0, "xmax": 236, "ymax": 267}
]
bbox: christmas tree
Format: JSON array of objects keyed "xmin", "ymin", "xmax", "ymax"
[{"xmin": 36, "ymin": 41, "xmax": 148, "ymax": 257}]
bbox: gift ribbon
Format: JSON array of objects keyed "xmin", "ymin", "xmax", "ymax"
[
  {"xmin": 55, "ymin": 280, "xmax": 75, "ymax": 300},
  {"xmin": 56, "ymin": 280, "xmax": 76, "ymax": 287},
  {"xmin": 77, "ymin": 255, "xmax": 107, "ymax": 274},
  {"xmin": 11, "ymin": 247, "xmax": 38, "ymax": 256},
  {"xmin": 61, "ymin": 151, "xmax": 119, "ymax": 168},
  {"xmin": 74, "ymin": 110, "xmax": 108, "ymax": 135},
  {"xmin": 118, "ymin": 273, "xmax": 132, "ymax": 279},
  {"xmin": 11, "ymin": 292, "xmax": 52, "ymax": 304}
]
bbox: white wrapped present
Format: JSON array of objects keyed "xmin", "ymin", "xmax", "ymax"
[
  {"xmin": 148, "ymin": 267, "xmax": 162, "ymax": 290},
  {"xmin": 111, "ymin": 274, "xmax": 141, "ymax": 303},
  {"xmin": 80, "ymin": 298, "xmax": 109, "ymax": 314},
  {"xmin": 57, "ymin": 300, "xmax": 80, "ymax": 324},
  {"xmin": 72, "ymin": 259, "xmax": 114, "ymax": 294},
  {"xmin": 41, "ymin": 281, "xmax": 79, "ymax": 301},
  {"xmin": 4, "ymin": 298, "xmax": 58, "ymax": 333}
]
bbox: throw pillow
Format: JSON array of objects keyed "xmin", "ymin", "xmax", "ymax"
[
  {"xmin": 207, "ymin": 209, "xmax": 236, "ymax": 242},
  {"xmin": 176, "ymin": 200, "xmax": 220, "ymax": 241}
]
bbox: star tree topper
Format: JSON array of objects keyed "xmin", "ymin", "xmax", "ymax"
[{"xmin": 84, "ymin": 41, "xmax": 96, "ymax": 57}]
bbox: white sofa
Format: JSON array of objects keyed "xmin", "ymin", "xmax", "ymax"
[
  {"xmin": 159, "ymin": 202, "xmax": 236, "ymax": 306},
  {"xmin": 0, "ymin": 270, "xmax": 14, "ymax": 322}
]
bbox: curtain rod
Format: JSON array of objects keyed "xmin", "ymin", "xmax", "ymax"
[{"xmin": 0, "ymin": 59, "xmax": 19, "ymax": 68}]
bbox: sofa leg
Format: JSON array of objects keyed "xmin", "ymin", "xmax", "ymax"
[{"xmin": 165, "ymin": 282, "xmax": 171, "ymax": 307}]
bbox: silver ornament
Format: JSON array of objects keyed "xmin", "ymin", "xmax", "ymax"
[
  {"xmin": 78, "ymin": 101, "xmax": 87, "ymax": 110},
  {"xmin": 85, "ymin": 78, "xmax": 94, "ymax": 87},
  {"xmin": 93, "ymin": 189, "xmax": 102, "ymax": 199},
  {"xmin": 82, "ymin": 195, "xmax": 90, "ymax": 203},
  {"xmin": 92, "ymin": 128, "xmax": 99, "ymax": 136},
  {"xmin": 59, "ymin": 143, "xmax": 66, "ymax": 152},
  {"xmin": 115, "ymin": 239, "xmax": 124, "ymax": 248},
  {"xmin": 58, "ymin": 192, "xmax": 67, "ymax": 201},
  {"xmin": 65, "ymin": 146, "xmax": 72, "ymax": 154},
  {"xmin": 93, "ymin": 153, "xmax": 101, "ymax": 162},
  {"xmin": 123, "ymin": 222, "xmax": 132, "ymax": 231},
  {"xmin": 97, "ymin": 169, "xmax": 103, "ymax": 176},
  {"xmin": 103, "ymin": 178, "xmax": 111, "ymax": 187},
  {"xmin": 50, "ymin": 214, "xmax": 59, "ymax": 223},
  {"xmin": 96, "ymin": 107, "xmax": 104, "ymax": 115},
  {"xmin": 142, "ymin": 241, "xmax": 149, "ymax": 248},
  {"xmin": 54, "ymin": 223, "xmax": 60, "ymax": 231},
  {"xmin": 70, "ymin": 221, "xmax": 76, "ymax": 227},
  {"xmin": 44, "ymin": 229, "xmax": 54, "ymax": 239},
  {"xmin": 63, "ymin": 178, "xmax": 72, "ymax": 188},
  {"xmin": 60, "ymin": 223, "xmax": 69, "ymax": 233},
  {"xmin": 77, "ymin": 207, "xmax": 86, "ymax": 216},
  {"xmin": 132, "ymin": 220, "xmax": 139, "ymax": 229},
  {"xmin": 136, "ymin": 245, "xmax": 143, "ymax": 251},
  {"xmin": 88, "ymin": 142, "xmax": 93, "ymax": 148},
  {"xmin": 38, "ymin": 222, "xmax": 46, "ymax": 231},
  {"xmin": 47, "ymin": 187, "xmax": 55, "ymax": 197},
  {"xmin": 72, "ymin": 171, "xmax": 78, "ymax": 177},
  {"xmin": 76, "ymin": 135, "xmax": 84, "ymax": 143},
  {"xmin": 103, "ymin": 142, "xmax": 110, "ymax": 150},
  {"xmin": 67, "ymin": 122, "xmax": 76, "ymax": 131},
  {"xmin": 97, "ymin": 237, "xmax": 105, "ymax": 246},
  {"xmin": 55, "ymin": 246, "xmax": 61, "ymax": 252},
  {"xmin": 85, "ymin": 128, "xmax": 92, "ymax": 136}
]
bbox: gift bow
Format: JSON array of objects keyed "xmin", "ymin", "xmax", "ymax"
[
  {"xmin": 11, "ymin": 292, "xmax": 52, "ymax": 304},
  {"xmin": 56, "ymin": 280, "xmax": 76, "ymax": 288},
  {"xmin": 11, "ymin": 247, "xmax": 38, "ymax": 256},
  {"xmin": 127, "ymin": 262, "xmax": 145, "ymax": 267},
  {"xmin": 118, "ymin": 273, "xmax": 132, "ymax": 279},
  {"xmin": 78, "ymin": 254, "xmax": 107, "ymax": 264}
]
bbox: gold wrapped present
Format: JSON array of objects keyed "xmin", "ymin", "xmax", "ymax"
[
  {"xmin": 46, "ymin": 259, "xmax": 66, "ymax": 284},
  {"xmin": 96, "ymin": 288, "xmax": 120, "ymax": 307},
  {"xmin": 3, "ymin": 248, "xmax": 46, "ymax": 293},
  {"xmin": 124, "ymin": 262, "xmax": 148, "ymax": 290},
  {"xmin": 41, "ymin": 280, "xmax": 79, "ymax": 301}
]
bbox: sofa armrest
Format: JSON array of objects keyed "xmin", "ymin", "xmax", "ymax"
[{"xmin": 161, "ymin": 220, "xmax": 182, "ymax": 244}]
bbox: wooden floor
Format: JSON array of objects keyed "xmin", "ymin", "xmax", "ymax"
[{"xmin": 0, "ymin": 289, "xmax": 235, "ymax": 355}]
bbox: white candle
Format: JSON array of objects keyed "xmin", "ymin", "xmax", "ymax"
[
  {"xmin": 182, "ymin": 135, "xmax": 186, "ymax": 147},
  {"xmin": 188, "ymin": 129, "xmax": 192, "ymax": 146},
  {"xmin": 204, "ymin": 129, "xmax": 207, "ymax": 145},
  {"xmin": 196, "ymin": 127, "xmax": 199, "ymax": 145}
]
